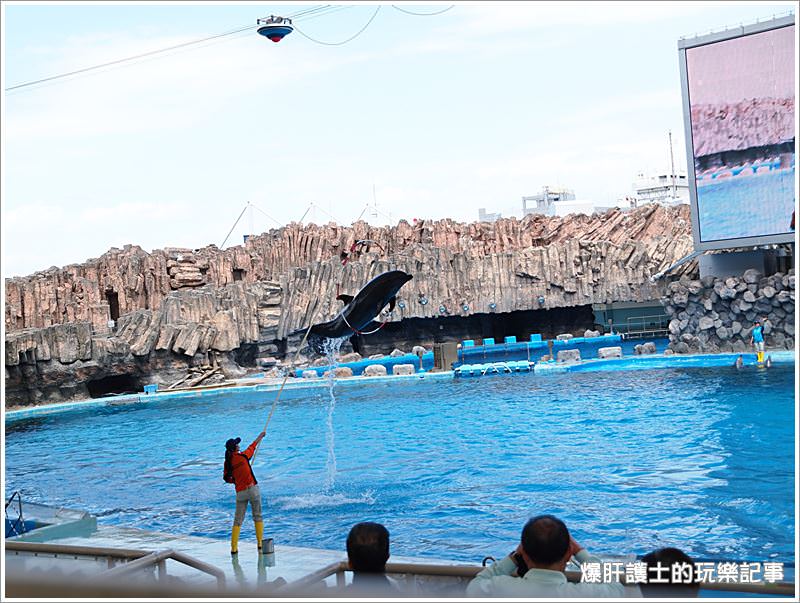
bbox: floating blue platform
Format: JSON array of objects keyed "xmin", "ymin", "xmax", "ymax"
[{"xmin": 454, "ymin": 360, "xmax": 535, "ymax": 377}]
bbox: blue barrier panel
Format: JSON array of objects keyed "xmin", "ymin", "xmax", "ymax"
[
  {"xmin": 143, "ymin": 384, "xmax": 158, "ymax": 394},
  {"xmin": 483, "ymin": 338, "xmax": 495, "ymax": 345},
  {"xmin": 463, "ymin": 340, "xmax": 475, "ymax": 347},
  {"xmin": 506, "ymin": 342, "xmax": 529, "ymax": 356},
  {"xmin": 454, "ymin": 335, "xmax": 662, "ymax": 367},
  {"xmin": 530, "ymin": 334, "xmax": 542, "ymax": 342},
  {"xmin": 460, "ymin": 341, "xmax": 538, "ymax": 365},
  {"xmin": 505, "ymin": 336, "xmax": 517, "ymax": 344},
  {"xmin": 584, "ymin": 335, "xmax": 618, "ymax": 344}
]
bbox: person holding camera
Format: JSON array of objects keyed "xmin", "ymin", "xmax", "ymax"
[{"xmin": 466, "ymin": 514, "xmax": 628, "ymax": 597}]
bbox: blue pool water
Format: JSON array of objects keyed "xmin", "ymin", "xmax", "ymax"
[
  {"xmin": 697, "ymin": 168, "xmax": 795, "ymax": 243},
  {"xmin": 5, "ymin": 365, "xmax": 795, "ymax": 566}
]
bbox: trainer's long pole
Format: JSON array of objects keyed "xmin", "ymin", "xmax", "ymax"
[{"xmin": 253, "ymin": 299, "xmax": 322, "ymax": 460}]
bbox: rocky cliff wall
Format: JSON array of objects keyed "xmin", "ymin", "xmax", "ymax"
[
  {"xmin": 5, "ymin": 204, "xmax": 697, "ymax": 407},
  {"xmin": 662, "ymin": 269, "xmax": 795, "ymax": 354},
  {"xmin": 275, "ymin": 234, "xmax": 687, "ymax": 341},
  {"xmin": 5, "ymin": 282, "xmax": 283, "ymax": 406},
  {"xmin": 5, "ymin": 204, "xmax": 693, "ymax": 332}
]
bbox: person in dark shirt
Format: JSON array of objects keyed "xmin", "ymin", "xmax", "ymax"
[
  {"xmin": 345, "ymin": 522, "xmax": 400, "ymax": 596},
  {"xmin": 640, "ymin": 547, "xmax": 699, "ymax": 597}
]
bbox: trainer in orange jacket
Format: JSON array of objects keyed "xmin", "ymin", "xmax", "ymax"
[{"xmin": 224, "ymin": 431, "xmax": 265, "ymax": 555}]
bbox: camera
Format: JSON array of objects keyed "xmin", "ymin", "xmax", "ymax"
[{"xmin": 512, "ymin": 552, "xmax": 529, "ymax": 577}]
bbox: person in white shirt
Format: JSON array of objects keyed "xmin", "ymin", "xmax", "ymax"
[{"xmin": 466, "ymin": 514, "xmax": 628, "ymax": 598}]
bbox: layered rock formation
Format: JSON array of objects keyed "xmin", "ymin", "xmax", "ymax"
[
  {"xmin": 662, "ymin": 269, "xmax": 795, "ymax": 354},
  {"xmin": 5, "ymin": 282, "xmax": 284, "ymax": 406},
  {"xmin": 5, "ymin": 205, "xmax": 696, "ymax": 407},
  {"xmin": 690, "ymin": 98, "xmax": 794, "ymax": 157},
  {"xmin": 5, "ymin": 204, "xmax": 693, "ymax": 332}
]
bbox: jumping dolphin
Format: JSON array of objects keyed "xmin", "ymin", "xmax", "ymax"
[{"xmin": 306, "ymin": 270, "xmax": 413, "ymax": 353}]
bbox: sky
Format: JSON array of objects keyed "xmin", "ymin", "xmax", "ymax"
[{"xmin": 1, "ymin": 1, "xmax": 796, "ymax": 277}]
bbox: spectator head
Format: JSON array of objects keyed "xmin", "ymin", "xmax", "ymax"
[
  {"xmin": 640, "ymin": 547, "xmax": 699, "ymax": 597},
  {"xmin": 520, "ymin": 515, "xmax": 571, "ymax": 570},
  {"xmin": 347, "ymin": 522, "xmax": 390, "ymax": 573}
]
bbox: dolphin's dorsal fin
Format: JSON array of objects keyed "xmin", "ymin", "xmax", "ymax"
[
  {"xmin": 336, "ymin": 294, "xmax": 354, "ymax": 305},
  {"xmin": 388, "ymin": 296, "xmax": 396, "ymax": 313}
]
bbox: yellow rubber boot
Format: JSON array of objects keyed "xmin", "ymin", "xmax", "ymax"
[
  {"xmin": 757, "ymin": 351, "xmax": 764, "ymax": 364},
  {"xmin": 231, "ymin": 525, "xmax": 241, "ymax": 555},
  {"xmin": 255, "ymin": 521, "xmax": 264, "ymax": 553}
]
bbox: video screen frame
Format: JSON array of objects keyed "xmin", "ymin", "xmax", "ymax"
[{"xmin": 678, "ymin": 15, "xmax": 796, "ymax": 251}]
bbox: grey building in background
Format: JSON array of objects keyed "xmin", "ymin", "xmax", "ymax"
[
  {"xmin": 522, "ymin": 186, "xmax": 576, "ymax": 217},
  {"xmin": 478, "ymin": 207, "xmax": 502, "ymax": 222}
]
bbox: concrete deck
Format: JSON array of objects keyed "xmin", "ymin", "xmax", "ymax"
[{"xmin": 7, "ymin": 524, "xmax": 466, "ymax": 594}]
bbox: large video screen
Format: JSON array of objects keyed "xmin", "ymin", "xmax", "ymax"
[{"xmin": 682, "ymin": 21, "xmax": 795, "ymax": 249}]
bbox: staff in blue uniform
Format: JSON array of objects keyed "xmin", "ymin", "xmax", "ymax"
[{"xmin": 749, "ymin": 319, "xmax": 765, "ymax": 364}]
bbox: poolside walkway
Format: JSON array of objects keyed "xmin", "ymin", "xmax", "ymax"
[{"xmin": 19, "ymin": 524, "xmax": 465, "ymax": 593}]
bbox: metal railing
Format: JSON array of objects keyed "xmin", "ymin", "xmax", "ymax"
[
  {"xmin": 6, "ymin": 546, "xmax": 794, "ymax": 597},
  {"xmin": 5, "ymin": 491, "xmax": 25, "ymax": 538},
  {"xmin": 5, "ymin": 541, "xmax": 226, "ymax": 589},
  {"xmin": 281, "ymin": 560, "xmax": 796, "ymax": 597},
  {"xmin": 283, "ymin": 560, "xmax": 483, "ymax": 592},
  {"xmin": 624, "ymin": 313, "xmax": 669, "ymax": 338}
]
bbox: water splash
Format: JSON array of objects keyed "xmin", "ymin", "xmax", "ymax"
[
  {"xmin": 275, "ymin": 489, "xmax": 376, "ymax": 511},
  {"xmin": 321, "ymin": 337, "xmax": 347, "ymax": 492}
]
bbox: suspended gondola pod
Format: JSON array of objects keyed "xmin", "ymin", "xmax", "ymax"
[{"xmin": 256, "ymin": 15, "xmax": 294, "ymax": 43}]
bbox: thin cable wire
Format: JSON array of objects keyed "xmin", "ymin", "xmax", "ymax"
[
  {"xmin": 293, "ymin": 5, "xmax": 381, "ymax": 46},
  {"xmin": 289, "ymin": 5, "xmax": 333, "ymax": 19},
  {"xmin": 391, "ymin": 4, "xmax": 454, "ymax": 16},
  {"xmin": 299, "ymin": 5, "xmax": 354, "ymax": 23},
  {"xmin": 5, "ymin": 5, "xmax": 327, "ymax": 92},
  {"xmin": 252, "ymin": 297, "xmax": 324, "ymax": 461},
  {"xmin": 250, "ymin": 203, "xmax": 283, "ymax": 227},
  {"xmin": 220, "ymin": 204, "xmax": 250, "ymax": 248},
  {"xmin": 310, "ymin": 202, "xmax": 341, "ymax": 224},
  {"xmin": 6, "ymin": 6, "xmax": 360, "ymax": 94},
  {"xmin": 5, "ymin": 23, "xmax": 257, "ymax": 91},
  {"xmin": 6, "ymin": 26, "xmax": 256, "ymax": 96}
]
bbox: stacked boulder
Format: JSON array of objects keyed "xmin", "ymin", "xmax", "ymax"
[
  {"xmin": 634, "ymin": 342, "xmax": 657, "ymax": 355},
  {"xmin": 663, "ymin": 269, "xmax": 795, "ymax": 354},
  {"xmin": 362, "ymin": 365, "xmax": 388, "ymax": 377}
]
